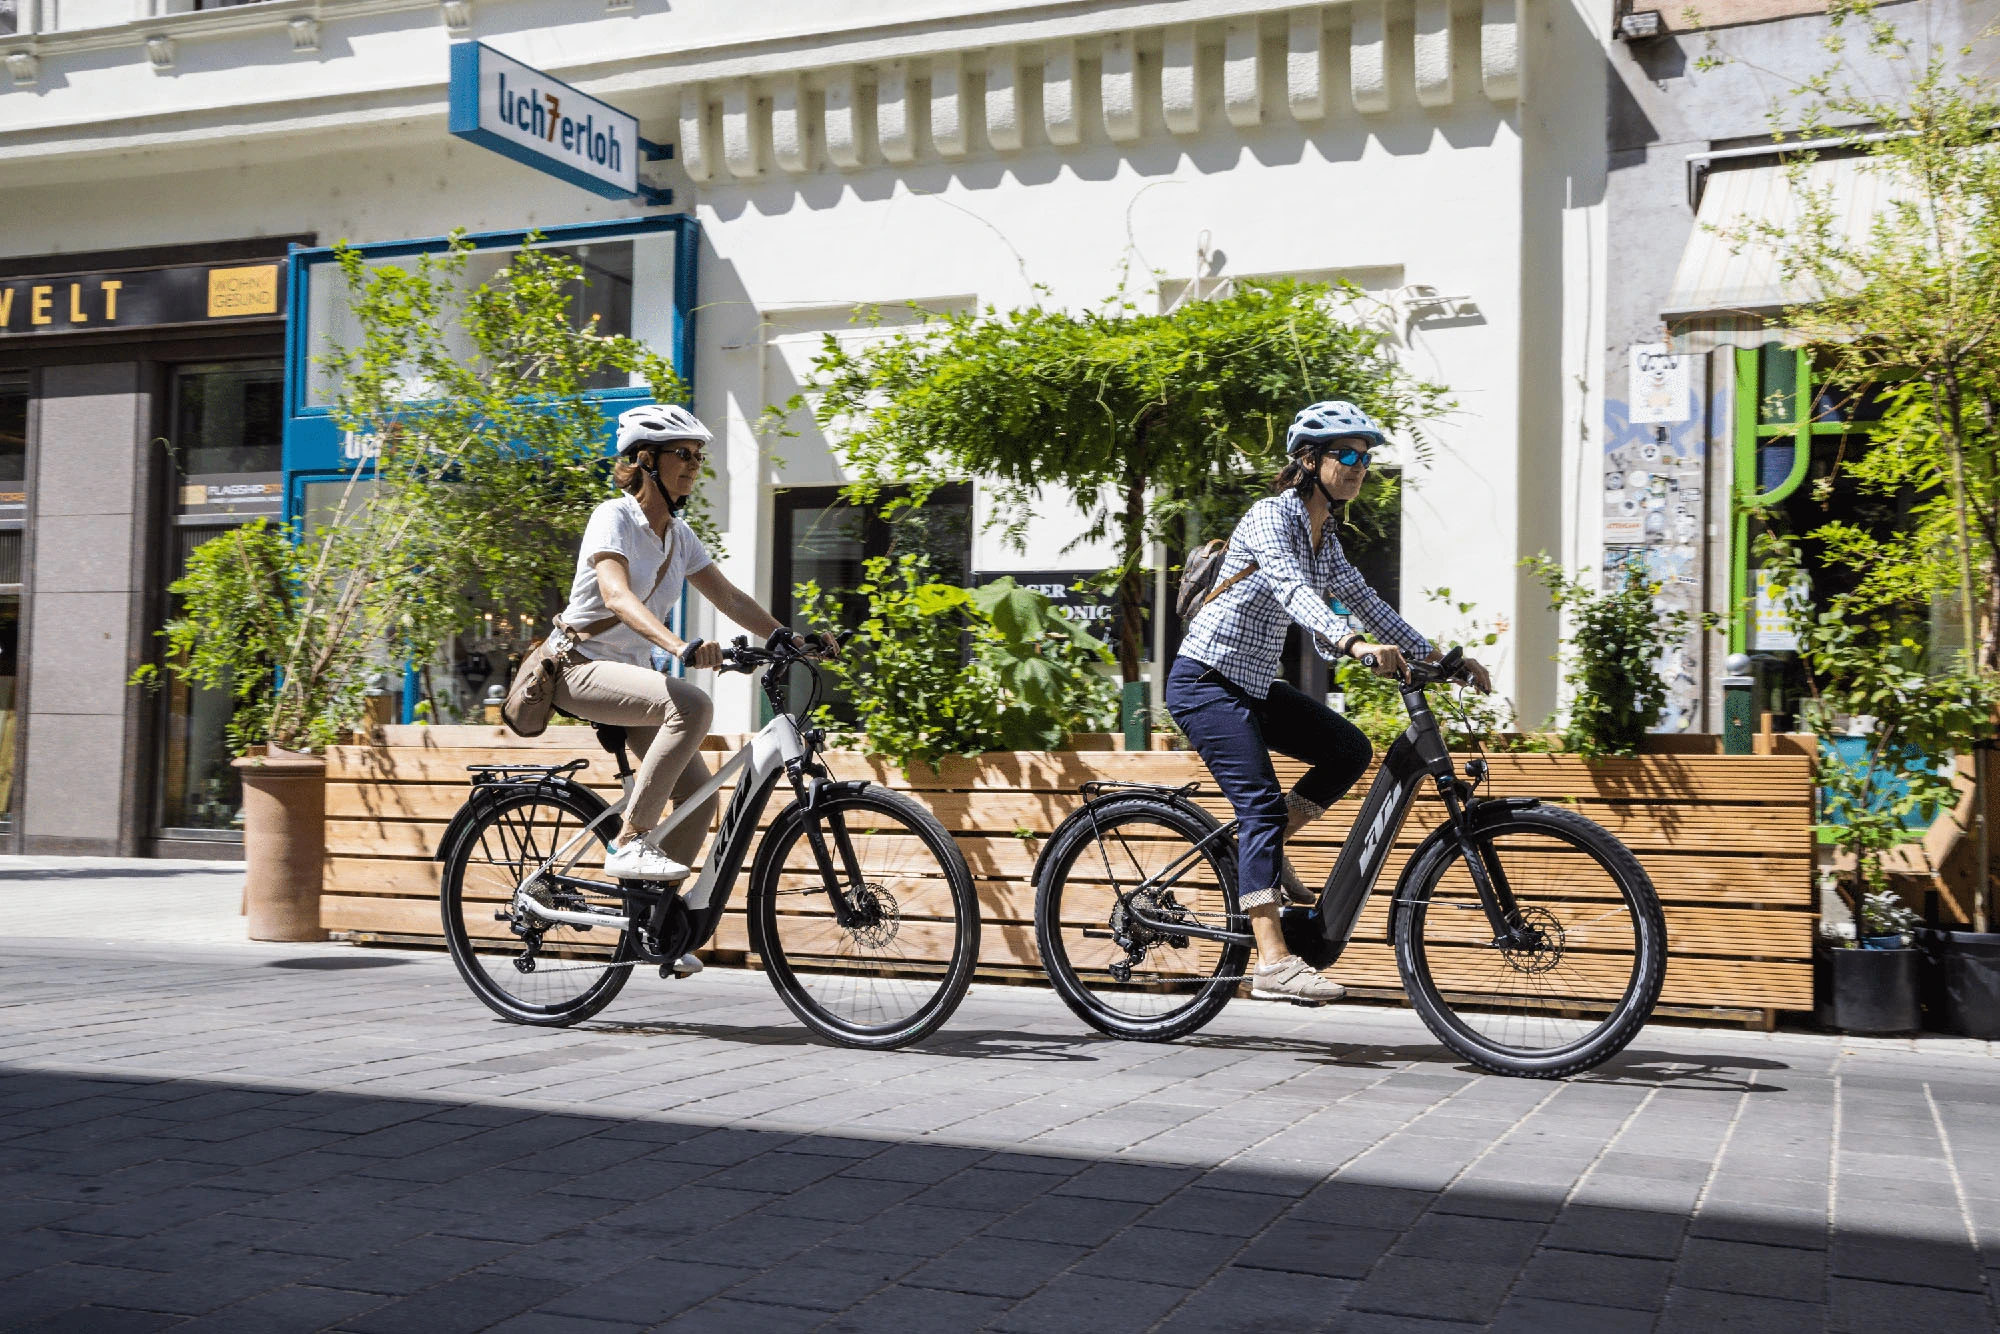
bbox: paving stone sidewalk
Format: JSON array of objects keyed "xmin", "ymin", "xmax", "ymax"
[{"xmin": 1, "ymin": 859, "xmax": 1998, "ymax": 1331}]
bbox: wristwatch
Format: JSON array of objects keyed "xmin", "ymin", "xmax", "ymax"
[{"xmin": 1335, "ymin": 633, "xmax": 1363, "ymax": 659}]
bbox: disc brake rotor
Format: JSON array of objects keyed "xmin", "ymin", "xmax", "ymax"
[
  {"xmin": 1497, "ymin": 904, "xmax": 1566, "ymax": 974},
  {"xmin": 842, "ymin": 882, "xmax": 900, "ymax": 949}
]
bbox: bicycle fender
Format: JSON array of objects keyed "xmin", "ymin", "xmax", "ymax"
[{"xmin": 1388, "ymin": 797, "xmax": 1542, "ymax": 917}]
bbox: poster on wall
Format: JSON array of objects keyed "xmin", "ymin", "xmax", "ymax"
[
  {"xmin": 1753, "ymin": 568, "xmax": 1804, "ymax": 652},
  {"xmin": 1629, "ymin": 344, "xmax": 1691, "ymax": 424}
]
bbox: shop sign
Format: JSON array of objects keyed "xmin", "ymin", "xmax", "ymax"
[
  {"xmin": 0, "ymin": 261, "xmax": 285, "ymax": 338},
  {"xmin": 975, "ymin": 569, "xmax": 1152, "ymax": 658},
  {"xmin": 178, "ymin": 473, "xmax": 283, "ymax": 520},
  {"xmin": 0, "ymin": 490, "xmax": 22, "ymax": 518},
  {"xmin": 448, "ymin": 42, "xmax": 639, "ymax": 201}
]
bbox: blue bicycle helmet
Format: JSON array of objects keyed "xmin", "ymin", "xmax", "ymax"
[{"xmin": 1286, "ymin": 400, "xmax": 1387, "ymax": 456}]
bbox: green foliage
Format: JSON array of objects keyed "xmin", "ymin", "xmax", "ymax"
[
  {"xmin": 1422, "ymin": 586, "xmax": 1517, "ymax": 750},
  {"xmin": 796, "ymin": 557, "xmax": 1118, "ymax": 771},
  {"xmin": 1704, "ymin": 0, "xmax": 2000, "ymax": 674},
  {"xmin": 1527, "ymin": 557, "xmax": 1700, "ymax": 759},
  {"xmin": 144, "ymin": 233, "xmax": 688, "ymax": 752},
  {"xmin": 798, "ymin": 280, "xmax": 1447, "ymax": 682},
  {"xmin": 1760, "ymin": 535, "xmax": 1994, "ymax": 926}
]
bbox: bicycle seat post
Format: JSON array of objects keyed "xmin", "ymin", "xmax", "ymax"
[{"xmin": 592, "ymin": 723, "xmax": 635, "ymax": 784}]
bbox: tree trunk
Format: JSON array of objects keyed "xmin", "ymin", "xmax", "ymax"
[
  {"xmin": 1117, "ymin": 467, "xmax": 1147, "ymax": 685},
  {"xmin": 1939, "ymin": 372, "xmax": 1993, "ymax": 932}
]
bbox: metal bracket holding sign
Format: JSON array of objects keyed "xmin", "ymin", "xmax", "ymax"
[{"xmin": 447, "ymin": 41, "xmax": 673, "ymax": 206}]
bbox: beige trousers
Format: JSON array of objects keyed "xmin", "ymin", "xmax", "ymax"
[{"xmin": 553, "ymin": 658, "xmax": 715, "ymax": 865}]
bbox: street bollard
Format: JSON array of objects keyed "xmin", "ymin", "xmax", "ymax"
[
  {"xmin": 1722, "ymin": 652, "xmax": 1755, "ymax": 756},
  {"xmin": 1122, "ymin": 680, "xmax": 1149, "ymax": 751}
]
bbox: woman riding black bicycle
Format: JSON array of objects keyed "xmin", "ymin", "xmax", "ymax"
[{"xmin": 1166, "ymin": 400, "xmax": 1492, "ymax": 1005}]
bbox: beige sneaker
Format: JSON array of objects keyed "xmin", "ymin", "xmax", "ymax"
[{"xmin": 1251, "ymin": 955, "xmax": 1347, "ymax": 1006}]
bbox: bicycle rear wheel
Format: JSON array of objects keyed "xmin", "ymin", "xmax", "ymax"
[
  {"xmin": 750, "ymin": 787, "xmax": 979, "ymax": 1049},
  {"xmin": 1034, "ymin": 796, "xmax": 1247, "ymax": 1042},
  {"xmin": 1392, "ymin": 803, "xmax": 1666, "ymax": 1078},
  {"xmin": 440, "ymin": 785, "xmax": 634, "ymax": 1027}
]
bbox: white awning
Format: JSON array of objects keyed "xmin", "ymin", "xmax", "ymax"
[{"xmin": 1662, "ymin": 155, "xmax": 1902, "ymax": 320}]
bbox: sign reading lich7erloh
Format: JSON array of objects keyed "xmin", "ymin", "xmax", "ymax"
[{"xmin": 448, "ymin": 41, "xmax": 658, "ymax": 201}]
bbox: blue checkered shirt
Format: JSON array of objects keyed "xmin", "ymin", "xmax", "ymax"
[{"xmin": 1178, "ymin": 491, "xmax": 1431, "ymax": 700}]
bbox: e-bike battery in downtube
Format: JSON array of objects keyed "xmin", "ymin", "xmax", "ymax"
[{"xmin": 1283, "ymin": 731, "xmax": 1431, "ymax": 968}]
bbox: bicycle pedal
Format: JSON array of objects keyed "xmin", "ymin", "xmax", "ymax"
[{"xmin": 660, "ymin": 953, "xmax": 703, "ymax": 980}]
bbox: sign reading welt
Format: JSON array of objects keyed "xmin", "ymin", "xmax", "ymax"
[
  {"xmin": 0, "ymin": 262, "xmax": 282, "ymax": 337},
  {"xmin": 447, "ymin": 42, "xmax": 638, "ymax": 200}
]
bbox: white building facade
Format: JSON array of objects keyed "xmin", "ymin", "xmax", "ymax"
[{"xmin": 0, "ymin": 0, "xmax": 1607, "ymax": 854}]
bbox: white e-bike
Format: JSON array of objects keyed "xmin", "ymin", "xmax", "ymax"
[{"xmin": 437, "ymin": 631, "xmax": 980, "ymax": 1049}]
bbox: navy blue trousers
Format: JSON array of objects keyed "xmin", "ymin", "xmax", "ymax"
[{"xmin": 1164, "ymin": 655, "xmax": 1374, "ymax": 903}]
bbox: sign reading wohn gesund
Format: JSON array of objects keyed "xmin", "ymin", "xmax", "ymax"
[
  {"xmin": 0, "ymin": 261, "xmax": 283, "ymax": 338},
  {"xmin": 447, "ymin": 42, "xmax": 640, "ymax": 200}
]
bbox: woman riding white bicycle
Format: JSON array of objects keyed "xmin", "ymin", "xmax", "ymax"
[
  {"xmin": 551, "ymin": 403, "xmax": 824, "ymax": 887},
  {"xmin": 1165, "ymin": 400, "xmax": 1492, "ymax": 1005}
]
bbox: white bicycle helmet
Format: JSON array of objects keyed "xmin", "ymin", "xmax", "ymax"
[
  {"xmin": 616, "ymin": 403, "xmax": 712, "ymax": 455},
  {"xmin": 1286, "ymin": 400, "xmax": 1387, "ymax": 456}
]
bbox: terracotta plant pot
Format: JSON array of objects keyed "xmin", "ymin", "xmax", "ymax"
[{"xmin": 232, "ymin": 751, "xmax": 327, "ymax": 942}]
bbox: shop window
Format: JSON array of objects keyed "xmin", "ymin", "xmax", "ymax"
[
  {"xmin": 0, "ymin": 373, "xmax": 23, "ymax": 835},
  {"xmin": 1732, "ymin": 343, "xmax": 1894, "ymax": 728},
  {"xmin": 770, "ymin": 484, "xmax": 973, "ymax": 722},
  {"xmin": 304, "ymin": 235, "xmax": 658, "ymax": 406},
  {"xmin": 156, "ymin": 362, "xmax": 287, "ymax": 838}
]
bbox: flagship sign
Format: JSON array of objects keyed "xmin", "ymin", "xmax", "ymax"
[
  {"xmin": 0, "ymin": 262, "xmax": 282, "ymax": 338},
  {"xmin": 447, "ymin": 42, "xmax": 639, "ymax": 200}
]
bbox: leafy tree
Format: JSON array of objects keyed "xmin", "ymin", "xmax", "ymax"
[
  {"xmin": 796, "ymin": 555, "xmax": 1117, "ymax": 771},
  {"xmin": 1703, "ymin": 0, "xmax": 2000, "ymax": 923},
  {"xmin": 800, "ymin": 280, "xmax": 1448, "ymax": 683},
  {"xmin": 1761, "ymin": 536, "xmax": 1994, "ymax": 932},
  {"xmin": 140, "ymin": 234, "xmax": 689, "ymax": 751}
]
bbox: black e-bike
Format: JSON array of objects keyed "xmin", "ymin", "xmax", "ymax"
[{"xmin": 1032, "ymin": 648, "xmax": 1667, "ymax": 1078}]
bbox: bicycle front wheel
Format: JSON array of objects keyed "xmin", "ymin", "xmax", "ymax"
[
  {"xmin": 1392, "ymin": 803, "xmax": 1666, "ymax": 1078},
  {"xmin": 1034, "ymin": 796, "xmax": 1247, "ymax": 1042},
  {"xmin": 749, "ymin": 787, "xmax": 979, "ymax": 1049},
  {"xmin": 440, "ymin": 784, "xmax": 635, "ymax": 1027}
]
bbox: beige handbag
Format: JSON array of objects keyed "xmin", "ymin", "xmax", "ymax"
[{"xmin": 501, "ymin": 559, "xmax": 676, "ymax": 737}]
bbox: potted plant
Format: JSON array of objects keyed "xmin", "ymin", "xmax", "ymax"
[
  {"xmin": 139, "ymin": 233, "xmax": 689, "ymax": 940},
  {"xmin": 1758, "ymin": 539, "xmax": 1992, "ymax": 1032}
]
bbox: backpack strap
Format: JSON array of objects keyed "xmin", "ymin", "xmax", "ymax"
[{"xmin": 1201, "ymin": 561, "xmax": 1259, "ymax": 608}]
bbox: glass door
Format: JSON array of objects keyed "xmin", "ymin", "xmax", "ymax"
[
  {"xmin": 157, "ymin": 361, "xmax": 284, "ymax": 840},
  {"xmin": 0, "ymin": 373, "xmax": 25, "ymax": 837}
]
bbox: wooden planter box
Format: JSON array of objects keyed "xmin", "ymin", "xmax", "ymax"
[{"xmin": 325, "ymin": 725, "xmax": 1816, "ymax": 1025}]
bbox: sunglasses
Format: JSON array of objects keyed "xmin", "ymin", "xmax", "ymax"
[
  {"xmin": 653, "ymin": 444, "xmax": 704, "ymax": 465},
  {"xmin": 1326, "ymin": 444, "xmax": 1372, "ymax": 467}
]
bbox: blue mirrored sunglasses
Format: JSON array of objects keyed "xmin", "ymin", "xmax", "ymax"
[{"xmin": 1328, "ymin": 444, "xmax": 1372, "ymax": 467}]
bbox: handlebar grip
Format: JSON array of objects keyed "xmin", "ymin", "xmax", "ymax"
[
  {"xmin": 1359, "ymin": 653, "xmax": 1379, "ymax": 670},
  {"xmin": 680, "ymin": 638, "xmax": 705, "ymax": 664}
]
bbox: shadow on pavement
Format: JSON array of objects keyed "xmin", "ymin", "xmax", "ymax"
[
  {"xmin": 0, "ymin": 866, "xmax": 241, "ymax": 882},
  {"xmin": 267, "ymin": 957, "xmax": 415, "ymax": 972},
  {"xmin": 0, "ymin": 1066, "xmax": 1987, "ymax": 1332}
]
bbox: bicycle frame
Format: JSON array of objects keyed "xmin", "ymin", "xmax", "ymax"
[{"xmin": 1123, "ymin": 666, "xmax": 1534, "ymax": 967}]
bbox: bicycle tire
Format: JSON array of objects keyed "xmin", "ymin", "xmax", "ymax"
[
  {"xmin": 1034, "ymin": 795, "xmax": 1248, "ymax": 1042},
  {"xmin": 440, "ymin": 784, "xmax": 635, "ymax": 1028},
  {"xmin": 1392, "ymin": 803, "xmax": 1666, "ymax": 1078},
  {"xmin": 749, "ymin": 786, "xmax": 979, "ymax": 1050}
]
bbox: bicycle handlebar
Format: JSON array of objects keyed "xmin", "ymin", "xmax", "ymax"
[{"xmin": 1358, "ymin": 645, "xmax": 1474, "ymax": 689}]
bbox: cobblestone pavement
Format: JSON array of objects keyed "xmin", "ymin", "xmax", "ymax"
[{"xmin": 2, "ymin": 862, "xmax": 1999, "ymax": 1331}]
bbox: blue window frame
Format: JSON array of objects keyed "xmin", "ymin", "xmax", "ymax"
[
  {"xmin": 281, "ymin": 213, "xmax": 699, "ymax": 525},
  {"xmin": 280, "ymin": 213, "xmax": 699, "ymax": 722}
]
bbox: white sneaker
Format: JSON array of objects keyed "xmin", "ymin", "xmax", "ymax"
[
  {"xmin": 1251, "ymin": 956, "xmax": 1347, "ymax": 1006},
  {"xmin": 603, "ymin": 840, "xmax": 690, "ymax": 882}
]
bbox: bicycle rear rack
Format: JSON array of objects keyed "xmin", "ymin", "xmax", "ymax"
[
  {"xmin": 1079, "ymin": 779, "xmax": 1204, "ymax": 800},
  {"xmin": 466, "ymin": 758, "xmax": 589, "ymax": 784}
]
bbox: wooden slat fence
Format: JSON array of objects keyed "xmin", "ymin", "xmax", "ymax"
[{"xmin": 324, "ymin": 726, "xmax": 1816, "ymax": 1020}]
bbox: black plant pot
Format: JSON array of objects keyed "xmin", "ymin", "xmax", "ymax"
[
  {"xmin": 1830, "ymin": 946, "xmax": 1921, "ymax": 1034},
  {"xmin": 1921, "ymin": 931, "xmax": 2000, "ymax": 1039}
]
